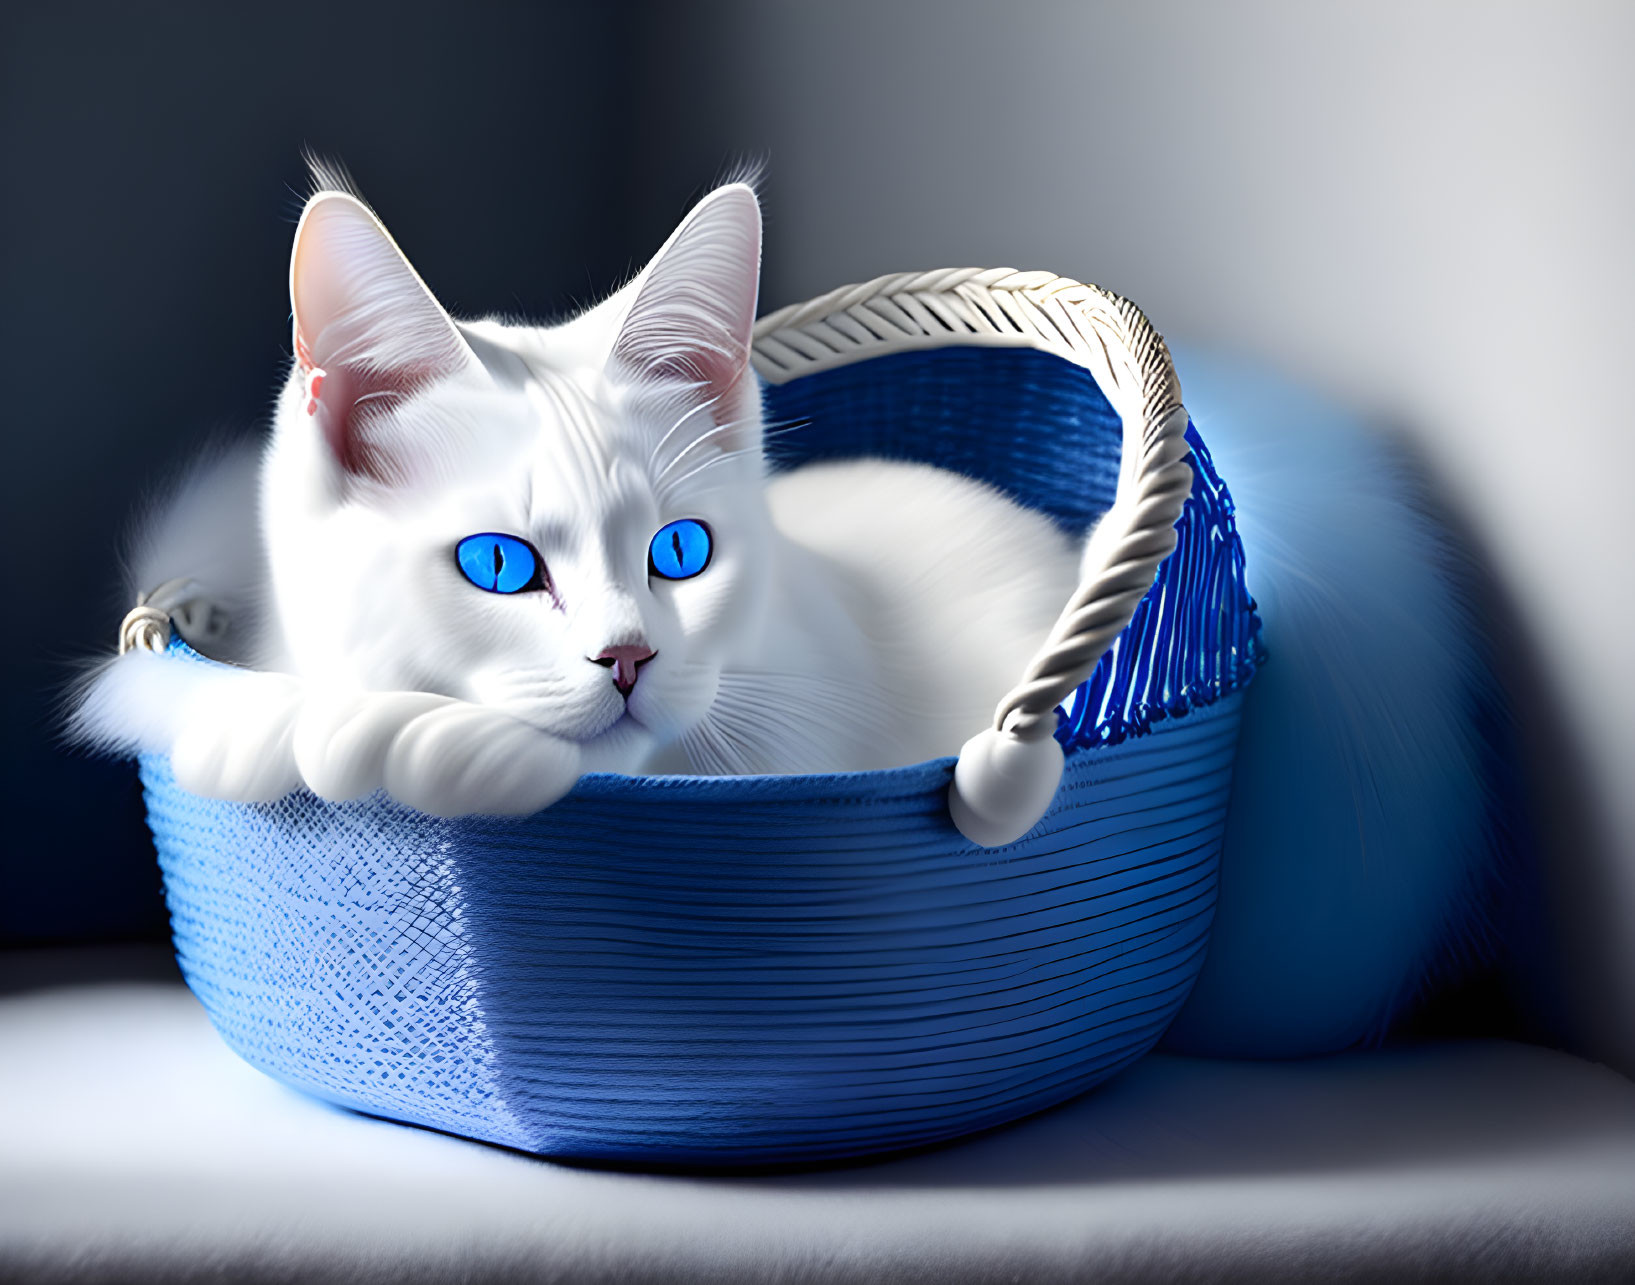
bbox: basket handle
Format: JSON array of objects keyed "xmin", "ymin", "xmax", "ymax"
[
  {"xmin": 755, "ymin": 271, "xmax": 1194, "ymax": 846},
  {"xmin": 948, "ymin": 399, "xmax": 1192, "ymax": 846},
  {"xmin": 118, "ymin": 578, "xmax": 219, "ymax": 654}
]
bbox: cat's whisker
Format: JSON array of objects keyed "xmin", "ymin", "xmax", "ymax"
[
  {"xmin": 646, "ymin": 395, "xmax": 721, "ymax": 475},
  {"xmin": 650, "ymin": 415, "xmax": 806, "ymax": 491},
  {"xmin": 651, "ymin": 415, "xmax": 755, "ymax": 487},
  {"xmin": 758, "ymin": 417, "xmax": 810, "ymax": 442},
  {"xmin": 660, "ymin": 424, "xmax": 800, "ymax": 484},
  {"xmin": 682, "ymin": 698, "xmax": 792, "ymax": 775},
  {"xmin": 696, "ymin": 668, "xmax": 905, "ymax": 773},
  {"xmin": 656, "ymin": 441, "xmax": 764, "ymax": 501},
  {"xmin": 351, "ymin": 390, "xmax": 403, "ymax": 409}
]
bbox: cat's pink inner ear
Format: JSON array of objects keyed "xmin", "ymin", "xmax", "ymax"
[
  {"xmin": 611, "ymin": 184, "xmax": 763, "ymax": 419},
  {"xmin": 290, "ymin": 193, "xmax": 473, "ymax": 476}
]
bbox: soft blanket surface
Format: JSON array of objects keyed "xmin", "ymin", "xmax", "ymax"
[{"xmin": 2, "ymin": 954, "xmax": 1633, "ymax": 1283}]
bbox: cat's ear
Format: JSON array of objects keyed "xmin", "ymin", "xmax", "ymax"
[
  {"xmin": 609, "ymin": 184, "xmax": 762, "ymax": 428},
  {"xmin": 290, "ymin": 192, "xmax": 477, "ymax": 477}
]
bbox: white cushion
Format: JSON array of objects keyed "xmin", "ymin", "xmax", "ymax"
[{"xmin": 3, "ymin": 967, "xmax": 1633, "ymax": 1282}]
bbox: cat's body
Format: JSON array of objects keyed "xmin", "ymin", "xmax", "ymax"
[
  {"xmin": 663, "ymin": 458, "xmax": 1080, "ymax": 776},
  {"xmin": 76, "ymin": 178, "xmax": 1083, "ymax": 814}
]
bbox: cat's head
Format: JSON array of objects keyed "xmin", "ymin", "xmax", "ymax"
[{"xmin": 261, "ymin": 180, "xmax": 769, "ymax": 768}]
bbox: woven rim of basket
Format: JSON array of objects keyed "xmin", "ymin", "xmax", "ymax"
[{"xmin": 751, "ymin": 268, "xmax": 1194, "ymax": 743}]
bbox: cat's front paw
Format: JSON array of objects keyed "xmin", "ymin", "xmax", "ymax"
[
  {"xmin": 379, "ymin": 699, "xmax": 582, "ymax": 817},
  {"xmin": 292, "ymin": 688, "xmax": 450, "ymax": 803},
  {"xmin": 170, "ymin": 671, "xmax": 305, "ymax": 803}
]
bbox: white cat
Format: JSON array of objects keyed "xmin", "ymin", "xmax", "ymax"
[{"xmin": 75, "ymin": 176, "xmax": 1085, "ymax": 816}]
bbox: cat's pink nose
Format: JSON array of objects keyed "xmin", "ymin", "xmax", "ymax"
[{"xmin": 591, "ymin": 643, "xmax": 656, "ymax": 698}]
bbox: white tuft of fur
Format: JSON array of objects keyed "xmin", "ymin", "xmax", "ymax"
[
  {"xmin": 71, "ymin": 650, "xmax": 233, "ymax": 759},
  {"xmin": 122, "ymin": 438, "xmax": 267, "ymax": 663},
  {"xmin": 302, "ymin": 149, "xmax": 368, "ymax": 205},
  {"xmin": 64, "ymin": 438, "xmax": 268, "ymax": 765}
]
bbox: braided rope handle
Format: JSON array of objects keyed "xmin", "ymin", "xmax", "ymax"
[
  {"xmin": 754, "ymin": 269, "xmax": 1194, "ymax": 846},
  {"xmin": 118, "ymin": 578, "xmax": 216, "ymax": 655}
]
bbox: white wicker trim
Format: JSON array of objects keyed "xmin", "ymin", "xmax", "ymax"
[{"xmin": 754, "ymin": 268, "xmax": 1194, "ymax": 846}]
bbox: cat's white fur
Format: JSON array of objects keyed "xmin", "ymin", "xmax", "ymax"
[{"xmin": 74, "ymin": 179, "xmax": 1085, "ymax": 815}]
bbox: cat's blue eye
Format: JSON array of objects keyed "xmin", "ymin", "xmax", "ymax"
[
  {"xmin": 455, "ymin": 533, "xmax": 543, "ymax": 594},
  {"xmin": 649, "ymin": 518, "xmax": 713, "ymax": 580}
]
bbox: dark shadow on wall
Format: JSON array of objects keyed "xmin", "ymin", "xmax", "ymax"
[
  {"xmin": 1380, "ymin": 426, "xmax": 1620, "ymax": 1059},
  {"xmin": 0, "ymin": 1, "xmax": 749, "ymax": 946}
]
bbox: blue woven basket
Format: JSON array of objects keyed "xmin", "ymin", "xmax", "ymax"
[{"xmin": 139, "ymin": 270, "xmax": 1261, "ymax": 1166}]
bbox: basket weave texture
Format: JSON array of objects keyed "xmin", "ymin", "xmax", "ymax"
[
  {"xmin": 141, "ymin": 278, "xmax": 1261, "ymax": 1165},
  {"xmin": 143, "ymin": 696, "xmax": 1241, "ymax": 1164}
]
